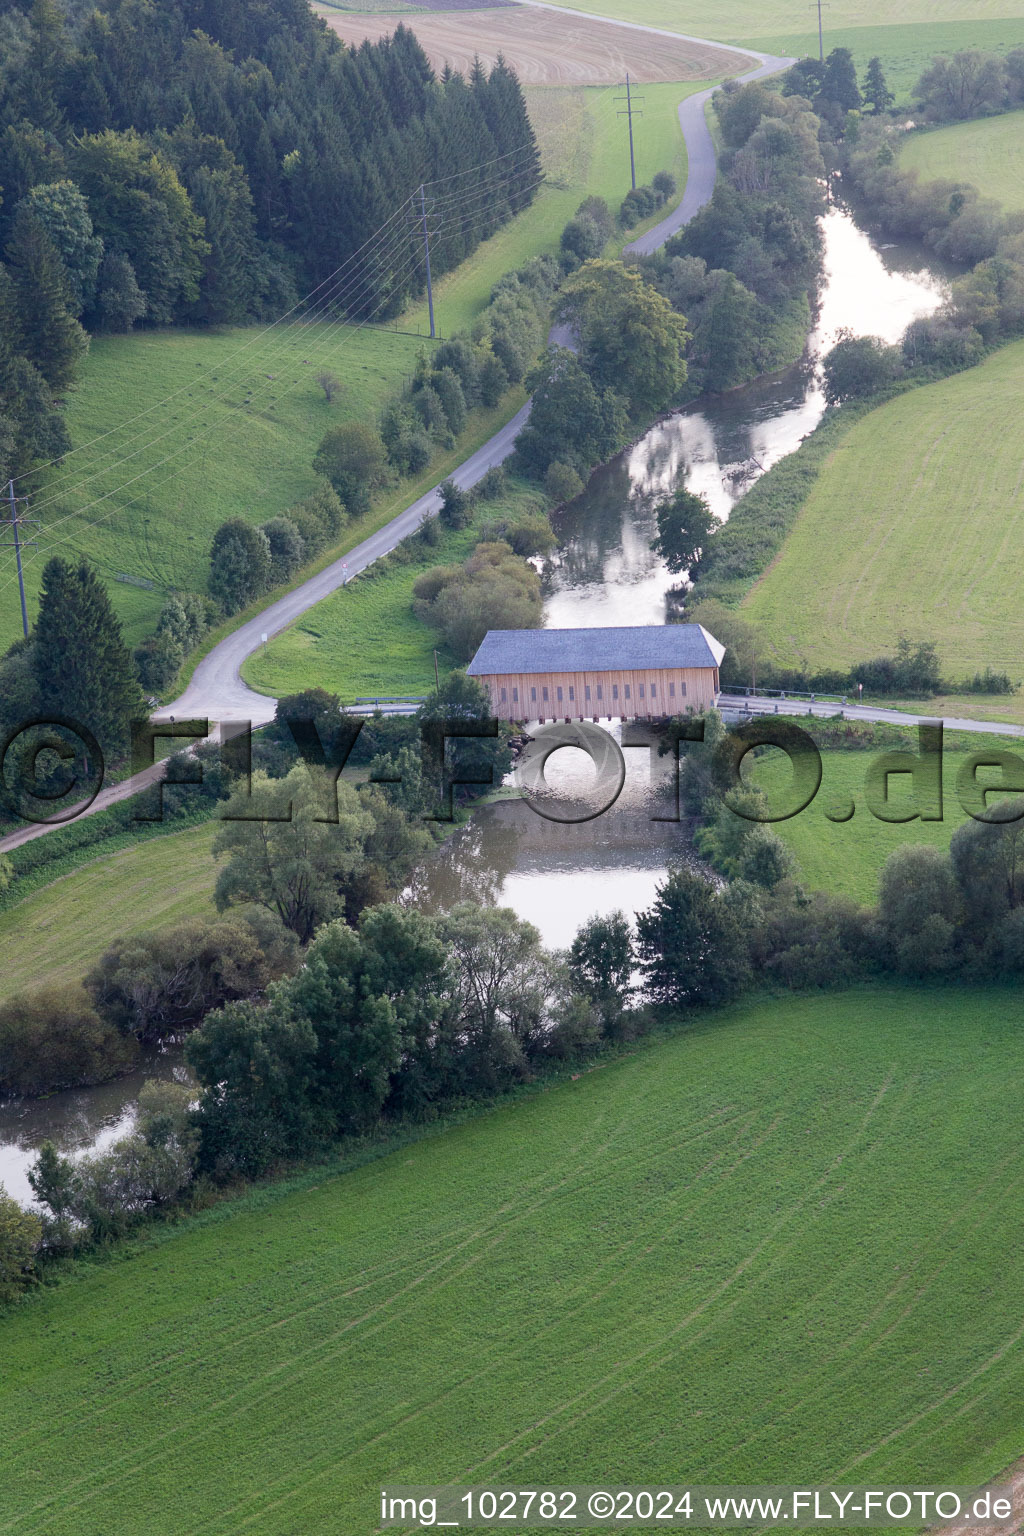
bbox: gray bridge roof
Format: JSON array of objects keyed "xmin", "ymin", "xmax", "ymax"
[{"xmin": 467, "ymin": 624, "xmax": 726, "ymax": 676}]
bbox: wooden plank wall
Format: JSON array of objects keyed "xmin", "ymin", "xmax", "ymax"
[{"xmin": 474, "ymin": 666, "xmax": 720, "ymax": 721}]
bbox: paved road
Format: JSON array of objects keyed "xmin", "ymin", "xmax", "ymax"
[
  {"xmin": 719, "ymin": 693, "xmax": 1024, "ymax": 739},
  {"xmin": 159, "ymin": 21, "xmax": 792, "ymax": 729}
]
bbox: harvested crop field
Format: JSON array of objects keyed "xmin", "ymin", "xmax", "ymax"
[{"xmin": 317, "ymin": 4, "xmax": 746, "ymax": 83}]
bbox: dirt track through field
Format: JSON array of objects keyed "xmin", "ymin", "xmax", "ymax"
[{"xmin": 317, "ymin": 4, "xmax": 742, "ymax": 83}]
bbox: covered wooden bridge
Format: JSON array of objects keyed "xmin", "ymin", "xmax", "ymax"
[{"xmin": 466, "ymin": 623, "xmax": 725, "ymax": 722}]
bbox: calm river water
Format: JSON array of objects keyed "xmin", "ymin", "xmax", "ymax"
[{"xmin": 0, "ymin": 207, "xmax": 950, "ymax": 1203}]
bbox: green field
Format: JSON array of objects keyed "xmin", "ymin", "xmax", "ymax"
[
  {"xmin": 744, "ymin": 18, "xmax": 1024, "ymax": 100},
  {"xmin": 0, "ymin": 324, "xmax": 425, "ymax": 655},
  {"xmin": 4, "ymin": 986, "xmax": 1024, "ymax": 1532},
  {"xmin": 752, "ymin": 746, "xmax": 976, "ymax": 905},
  {"xmin": 534, "ymin": 0, "xmax": 1024, "ymax": 45},
  {"xmin": 529, "ymin": 0, "xmax": 1024, "ymax": 104},
  {"xmin": 740, "ymin": 338, "xmax": 1024, "ymax": 694},
  {"xmin": 0, "ymin": 822, "xmax": 218, "ymax": 1001},
  {"xmin": 902, "ymin": 109, "xmax": 1024, "ymax": 210}
]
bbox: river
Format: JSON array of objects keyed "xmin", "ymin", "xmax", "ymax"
[{"xmin": 0, "ymin": 206, "xmax": 949, "ymax": 1205}]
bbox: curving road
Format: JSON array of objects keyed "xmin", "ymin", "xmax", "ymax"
[{"xmin": 158, "ymin": 21, "xmax": 794, "ymax": 728}]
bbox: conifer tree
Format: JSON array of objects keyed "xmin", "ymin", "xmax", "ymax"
[
  {"xmin": 33, "ymin": 557, "xmax": 145, "ymax": 756},
  {"xmin": 5, "ymin": 207, "xmax": 88, "ymax": 391},
  {"xmin": 862, "ymin": 56, "xmax": 895, "ymax": 114}
]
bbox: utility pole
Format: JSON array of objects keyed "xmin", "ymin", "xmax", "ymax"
[
  {"xmin": 419, "ymin": 184, "xmax": 436, "ymax": 341},
  {"xmin": 810, "ymin": 0, "xmax": 827, "ymax": 62},
  {"xmin": 615, "ymin": 73, "xmax": 644, "ymax": 191},
  {"xmin": 2, "ymin": 480, "xmax": 38, "ymax": 639},
  {"xmin": 433, "ymin": 648, "xmax": 440, "ymax": 690}
]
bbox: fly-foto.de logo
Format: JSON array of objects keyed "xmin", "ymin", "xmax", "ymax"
[{"xmin": 1, "ymin": 716, "xmax": 1022, "ymax": 829}]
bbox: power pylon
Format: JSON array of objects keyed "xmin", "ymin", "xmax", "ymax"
[{"xmin": 2, "ymin": 481, "xmax": 39, "ymax": 639}]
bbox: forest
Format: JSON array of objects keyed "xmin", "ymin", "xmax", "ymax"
[{"xmin": 0, "ymin": 0, "xmax": 539, "ymax": 481}]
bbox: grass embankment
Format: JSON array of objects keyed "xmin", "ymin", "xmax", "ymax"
[
  {"xmin": 736, "ymin": 338, "xmax": 1024, "ymax": 715},
  {"xmin": 901, "ymin": 109, "xmax": 1024, "ymax": 212},
  {"xmin": 4, "ymin": 986, "xmax": 1024, "ymax": 1532},
  {"xmin": 0, "ymin": 822, "xmax": 218, "ymax": 1002}
]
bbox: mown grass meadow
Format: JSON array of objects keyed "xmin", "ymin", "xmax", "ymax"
[
  {"xmin": 752, "ymin": 744, "xmax": 977, "ymax": 905},
  {"xmin": 901, "ymin": 109, "xmax": 1024, "ymax": 212},
  {"xmin": 3, "ymin": 987, "xmax": 1024, "ymax": 1533},
  {"xmin": 0, "ymin": 822, "xmax": 218, "ymax": 1003},
  {"xmin": 1, "ymin": 324, "xmax": 424, "ymax": 655},
  {"xmin": 739, "ymin": 338, "xmax": 1024, "ymax": 690}
]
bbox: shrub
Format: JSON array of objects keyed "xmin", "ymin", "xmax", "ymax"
[
  {"xmin": 560, "ymin": 214, "xmax": 607, "ymax": 264},
  {"xmin": 261, "ymin": 516, "xmax": 305, "ymax": 584},
  {"xmin": 413, "ymin": 382, "xmax": 448, "ymax": 437},
  {"xmin": 619, "ymin": 184, "xmax": 659, "ymax": 227},
  {"xmin": 85, "ymin": 914, "xmax": 283, "ymax": 1040},
  {"xmin": 544, "ymin": 460, "xmax": 584, "ymax": 504},
  {"xmin": 902, "ymin": 315, "xmax": 985, "ymax": 373},
  {"xmin": 285, "ymin": 480, "xmax": 346, "ymax": 559},
  {"xmin": 0, "ymin": 986, "xmax": 139, "ymax": 1096},
  {"xmin": 56, "ymin": 1080, "xmax": 200, "ymax": 1240},
  {"xmin": 381, "ymin": 399, "xmax": 433, "ymax": 475},
  {"xmin": 287, "ymin": 503, "xmax": 328, "ymax": 559},
  {"xmin": 416, "ymin": 542, "xmax": 542, "ymax": 661},
  {"xmin": 208, "ymin": 518, "xmax": 272, "ymax": 614},
  {"xmin": 476, "ymin": 347, "xmax": 509, "ymax": 407},
  {"xmin": 500, "ymin": 509, "xmax": 557, "ymax": 556},
  {"xmin": 822, "ymin": 331, "xmax": 902, "ymax": 403},
  {"xmin": 431, "ymin": 366, "xmax": 467, "ymax": 436},
  {"xmin": 134, "ymin": 630, "xmax": 183, "ymax": 691},
  {"xmin": 134, "ymin": 592, "xmax": 211, "ymax": 691},
  {"xmin": 412, "ymin": 564, "xmax": 463, "ymax": 608},
  {"xmin": 0, "ymin": 1187, "xmax": 41, "ymax": 1304},
  {"xmin": 437, "ymin": 478, "xmax": 472, "ymax": 530},
  {"xmin": 475, "ymin": 464, "xmax": 508, "ymax": 501},
  {"xmin": 432, "ymin": 337, "xmax": 479, "ymax": 401},
  {"xmin": 312, "ymin": 421, "xmax": 388, "ymax": 515},
  {"xmin": 652, "ymin": 170, "xmax": 677, "ymax": 201}
]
